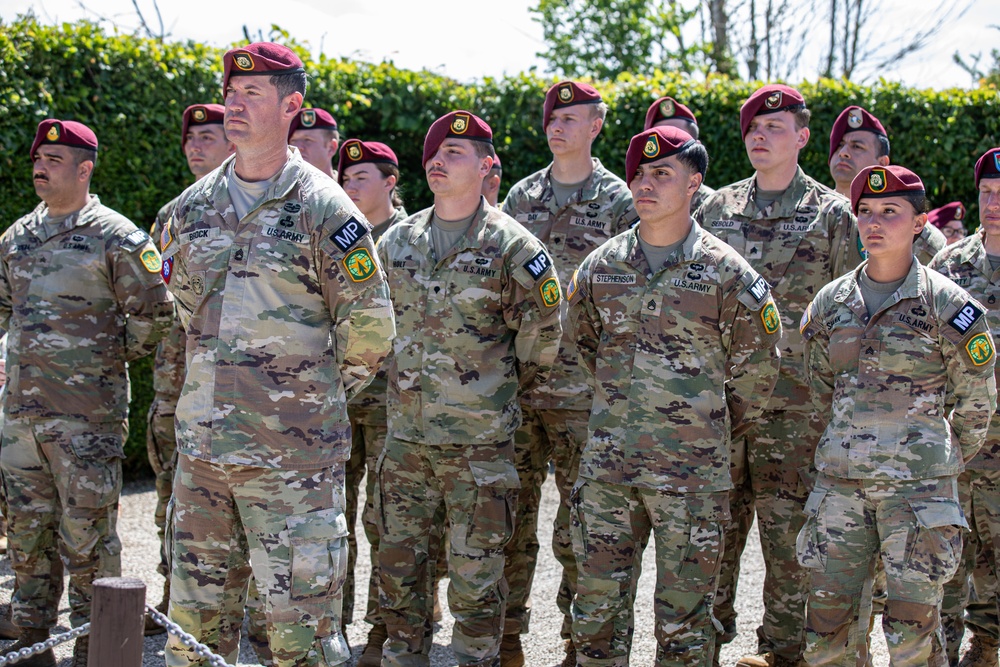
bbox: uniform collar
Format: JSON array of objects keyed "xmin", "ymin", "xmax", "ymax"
[
  {"xmin": 739, "ymin": 166, "xmax": 809, "ymax": 219},
  {"xmin": 624, "ymin": 218, "xmax": 705, "ymax": 271}
]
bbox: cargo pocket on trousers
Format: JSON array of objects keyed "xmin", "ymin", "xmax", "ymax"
[
  {"xmin": 287, "ymin": 507, "xmax": 350, "ymax": 603},
  {"xmin": 678, "ymin": 496, "xmax": 730, "ymax": 578},
  {"xmin": 796, "ymin": 487, "xmax": 828, "ymax": 571},
  {"xmin": 373, "ymin": 450, "xmax": 388, "ymax": 536},
  {"xmin": 68, "ymin": 432, "xmax": 124, "ymax": 509},
  {"xmin": 900, "ymin": 499, "xmax": 964, "ymax": 584},
  {"xmin": 466, "ymin": 460, "xmax": 519, "ymax": 550}
]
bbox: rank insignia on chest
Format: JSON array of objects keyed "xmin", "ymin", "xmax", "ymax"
[
  {"xmin": 140, "ymin": 249, "xmax": 162, "ymax": 273},
  {"xmin": 540, "ymin": 278, "xmax": 561, "ymax": 307},
  {"xmin": 761, "ymin": 301, "xmax": 780, "ymax": 334},
  {"xmin": 967, "ymin": 333, "xmax": 995, "ymax": 366},
  {"xmin": 344, "ymin": 248, "xmax": 376, "ymax": 282}
]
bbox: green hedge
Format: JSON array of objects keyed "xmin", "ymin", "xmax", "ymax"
[{"xmin": 2, "ymin": 15, "xmax": 998, "ymax": 474}]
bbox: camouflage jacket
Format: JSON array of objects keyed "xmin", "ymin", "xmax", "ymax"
[
  {"xmin": 502, "ymin": 158, "xmax": 638, "ymax": 410},
  {"xmin": 0, "ymin": 196, "xmax": 173, "ymax": 422},
  {"xmin": 568, "ymin": 221, "xmax": 783, "ymax": 492},
  {"xmin": 348, "ymin": 206, "xmax": 408, "ymax": 423},
  {"xmin": 150, "ymin": 197, "xmax": 186, "ymax": 403},
  {"xmin": 691, "ymin": 183, "xmax": 716, "ymax": 216},
  {"xmin": 915, "ymin": 223, "xmax": 947, "ymax": 265},
  {"xmin": 694, "ymin": 166, "xmax": 864, "ymax": 411},
  {"xmin": 161, "ymin": 151, "xmax": 395, "ymax": 469},
  {"xmin": 802, "ymin": 260, "xmax": 997, "ymax": 480},
  {"xmin": 930, "ymin": 230, "xmax": 1000, "ymax": 469},
  {"xmin": 378, "ymin": 199, "xmax": 562, "ymax": 445}
]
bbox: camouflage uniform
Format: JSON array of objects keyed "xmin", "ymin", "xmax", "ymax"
[
  {"xmin": 161, "ymin": 149, "xmax": 395, "ymax": 667},
  {"xmin": 930, "ymin": 231, "xmax": 1000, "ymax": 662},
  {"xmin": 799, "ymin": 259, "xmax": 998, "ymax": 667},
  {"xmin": 915, "ymin": 223, "xmax": 948, "ymax": 265},
  {"xmin": 501, "ymin": 157, "xmax": 638, "ymax": 638},
  {"xmin": 692, "ymin": 167, "xmax": 863, "ymax": 664},
  {"xmin": 376, "ymin": 201, "xmax": 562, "ymax": 667},
  {"xmin": 691, "ymin": 184, "xmax": 716, "ymax": 216},
  {"xmin": 567, "ymin": 221, "xmax": 782, "ymax": 667},
  {"xmin": 0, "ymin": 196, "xmax": 173, "ymax": 628}
]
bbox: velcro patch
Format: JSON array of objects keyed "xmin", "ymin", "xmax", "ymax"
[
  {"xmin": 967, "ymin": 332, "xmax": 995, "ymax": 366},
  {"xmin": 140, "ymin": 249, "xmax": 162, "ymax": 273},
  {"xmin": 121, "ymin": 229, "xmax": 151, "ymax": 252},
  {"xmin": 746, "ymin": 276, "xmax": 770, "ymax": 304},
  {"xmin": 161, "ymin": 257, "xmax": 173, "ymax": 284},
  {"xmin": 949, "ymin": 301, "xmax": 985, "ymax": 335},
  {"xmin": 523, "ymin": 250, "xmax": 552, "ymax": 280},
  {"xmin": 343, "ymin": 248, "xmax": 377, "ymax": 282},
  {"xmin": 761, "ymin": 301, "xmax": 780, "ymax": 334},
  {"xmin": 330, "ymin": 217, "xmax": 369, "ymax": 253}
]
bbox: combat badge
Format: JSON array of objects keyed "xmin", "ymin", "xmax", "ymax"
[
  {"xmin": 141, "ymin": 249, "xmax": 162, "ymax": 273},
  {"xmin": 967, "ymin": 333, "xmax": 995, "ymax": 366},
  {"xmin": 540, "ymin": 278, "xmax": 561, "ymax": 307},
  {"xmin": 761, "ymin": 301, "xmax": 780, "ymax": 334},
  {"xmin": 344, "ymin": 248, "xmax": 376, "ymax": 282}
]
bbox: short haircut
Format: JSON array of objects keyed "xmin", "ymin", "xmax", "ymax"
[
  {"xmin": 902, "ymin": 192, "xmax": 931, "ymax": 214},
  {"xmin": 269, "ymin": 71, "xmax": 307, "ymax": 101},
  {"xmin": 793, "ymin": 107, "xmax": 812, "ymax": 130},
  {"xmin": 71, "ymin": 147, "xmax": 98, "ymax": 170},
  {"xmin": 876, "ymin": 134, "xmax": 891, "ymax": 158},
  {"xmin": 472, "ymin": 141, "xmax": 496, "ymax": 161},
  {"xmin": 675, "ymin": 141, "xmax": 709, "ymax": 178},
  {"xmin": 589, "ymin": 102, "xmax": 609, "ymax": 122},
  {"xmin": 375, "ymin": 162, "xmax": 405, "ymax": 209}
]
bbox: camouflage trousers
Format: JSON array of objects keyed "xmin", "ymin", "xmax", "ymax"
[
  {"xmin": 167, "ymin": 454, "xmax": 350, "ymax": 667},
  {"xmin": 356, "ymin": 413, "xmax": 446, "ymax": 628},
  {"xmin": 506, "ymin": 406, "xmax": 588, "ymax": 637},
  {"xmin": 0, "ymin": 416, "xmax": 124, "ymax": 628},
  {"xmin": 571, "ymin": 478, "xmax": 729, "ymax": 667},
  {"xmin": 146, "ymin": 396, "xmax": 178, "ymax": 578},
  {"xmin": 943, "ymin": 468, "xmax": 1000, "ymax": 664},
  {"xmin": 716, "ymin": 409, "xmax": 822, "ymax": 664},
  {"xmin": 343, "ymin": 410, "xmax": 368, "ymax": 626},
  {"xmin": 377, "ymin": 437, "xmax": 519, "ymax": 667},
  {"xmin": 799, "ymin": 474, "xmax": 964, "ymax": 667}
]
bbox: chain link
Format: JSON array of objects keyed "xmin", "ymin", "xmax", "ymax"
[
  {"xmin": 0, "ymin": 623, "xmax": 89, "ymax": 666},
  {"xmin": 144, "ymin": 606, "xmax": 230, "ymax": 667}
]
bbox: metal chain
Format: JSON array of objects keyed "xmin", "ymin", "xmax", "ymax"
[
  {"xmin": 0, "ymin": 623, "xmax": 89, "ymax": 666},
  {"xmin": 144, "ymin": 606, "xmax": 230, "ymax": 667}
]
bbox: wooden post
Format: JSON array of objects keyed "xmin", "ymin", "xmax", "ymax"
[{"xmin": 89, "ymin": 577, "xmax": 146, "ymax": 667}]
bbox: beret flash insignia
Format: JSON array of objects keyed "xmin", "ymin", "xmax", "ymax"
[
  {"xmin": 558, "ymin": 84, "xmax": 574, "ymax": 103},
  {"xmin": 301, "ymin": 109, "xmax": 316, "ymax": 127},
  {"xmin": 847, "ymin": 109, "xmax": 863, "ymax": 128},
  {"xmin": 346, "ymin": 142, "xmax": 362, "ymax": 161},
  {"xmin": 234, "ymin": 53, "xmax": 254, "ymax": 71},
  {"xmin": 995, "ymin": 153, "xmax": 1000, "ymax": 173},
  {"xmin": 192, "ymin": 107, "xmax": 207, "ymax": 122},
  {"xmin": 450, "ymin": 113, "xmax": 470, "ymax": 134},
  {"xmin": 659, "ymin": 99, "xmax": 675, "ymax": 117},
  {"xmin": 956, "ymin": 205, "xmax": 965, "ymax": 220},
  {"xmin": 765, "ymin": 92, "xmax": 782, "ymax": 109},
  {"xmin": 643, "ymin": 135, "xmax": 661, "ymax": 159},
  {"xmin": 46, "ymin": 125, "xmax": 60, "ymax": 142},
  {"xmin": 868, "ymin": 168, "xmax": 887, "ymax": 193}
]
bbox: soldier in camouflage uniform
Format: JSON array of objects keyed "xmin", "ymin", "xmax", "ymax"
[
  {"xmin": 289, "ymin": 107, "xmax": 340, "ymax": 180},
  {"xmin": 482, "ymin": 153, "xmax": 502, "ymax": 207},
  {"xmin": 692, "ymin": 84, "xmax": 865, "ymax": 667},
  {"xmin": 829, "ymin": 105, "xmax": 946, "ymax": 264},
  {"xmin": 568, "ymin": 125, "xmax": 782, "ymax": 667},
  {"xmin": 643, "ymin": 96, "xmax": 715, "ymax": 213},
  {"xmin": 930, "ymin": 149, "xmax": 1000, "ymax": 667},
  {"xmin": 799, "ymin": 164, "xmax": 998, "ymax": 667},
  {"xmin": 0, "ymin": 118, "xmax": 173, "ymax": 667},
  {"xmin": 160, "ymin": 43, "xmax": 395, "ymax": 667},
  {"xmin": 376, "ymin": 110, "xmax": 562, "ymax": 667},
  {"xmin": 500, "ymin": 80, "xmax": 637, "ymax": 667},
  {"xmin": 144, "ymin": 102, "xmax": 234, "ymax": 636},
  {"xmin": 929, "ymin": 202, "xmax": 969, "ymax": 247}
]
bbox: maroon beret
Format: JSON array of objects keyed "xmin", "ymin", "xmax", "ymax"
[
  {"xmin": 975, "ymin": 148, "xmax": 1000, "ymax": 188},
  {"xmin": 850, "ymin": 165, "xmax": 925, "ymax": 214},
  {"xmin": 543, "ymin": 81, "xmax": 602, "ymax": 129},
  {"xmin": 625, "ymin": 126, "xmax": 697, "ymax": 187},
  {"xmin": 927, "ymin": 202, "xmax": 966, "ymax": 229},
  {"xmin": 828, "ymin": 106, "xmax": 887, "ymax": 162},
  {"xmin": 222, "ymin": 42, "xmax": 305, "ymax": 97},
  {"xmin": 422, "ymin": 111, "xmax": 493, "ymax": 168},
  {"xmin": 643, "ymin": 96, "xmax": 698, "ymax": 131},
  {"xmin": 491, "ymin": 153, "xmax": 502, "ymax": 171},
  {"xmin": 337, "ymin": 139, "xmax": 399, "ymax": 184},
  {"xmin": 30, "ymin": 119, "xmax": 98, "ymax": 160},
  {"xmin": 288, "ymin": 107, "xmax": 338, "ymax": 139},
  {"xmin": 739, "ymin": 84, "xmax": 806, "ymax": 138},
  {"xmin": 181, "ymin": 104, "xmax": 225, "ymax": 147}
]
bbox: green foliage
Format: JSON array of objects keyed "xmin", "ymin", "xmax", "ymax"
[{"xmin": 2, "ymin": 15, "xmax": 997, "ymax": 475}]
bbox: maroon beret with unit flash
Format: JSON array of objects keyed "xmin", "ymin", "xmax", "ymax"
[
  {"xmin": 828, "ymin": 106, "xmax": 887, "ymax": 162},
  {"xmin": 288, "ymin": 107, "xmax": 338, "ymax": 140},
  {"xmin": 181, "ymin": 104, "xmax": 225, "ymax": 147},
  {"xmin": 850, "ymin": 165, "xmax": 925, "ymax": 214},
  {"xmin": 739, "ymin": 84, "xmax": 806, "ymax": 139},
  {"xmin": 975, "ymin": 148, "xmax": 1000, "ymax": 188},
  {"xmin": 422, "ymin": 111, "xmax": 493, "ymax": 168},
  {"xmin": 491, "ymin": 153, "xmax": 502, "ymax": 171},
  {"xmin": 30, "ymin": 119, "xmax": 98, "ymax": 160},
  {"xmin": 222, "ymin": 42, "xmax": 305, "ymax": 97},
  {"xmin": 643, "ymin": 96, "xmax": 698, "ymax": 131},
  {"xmin": 543, "ymin": 80, "xmax": 602, "ymax": 129},
  {"xmin": 337, "ymin": 139, "xmax": 399, "ymax": 185},
  {"xmin": 927, "ymin": 202, "xmax": 965, "ymax": 230},
  {"xmin": 625, "ymin": 126, "xmax": 696, "ymax": 187}
]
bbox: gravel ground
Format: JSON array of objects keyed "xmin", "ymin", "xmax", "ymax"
[{"xmin": 0, "ymin": 477, "xmax": 939, "ymax": 666}]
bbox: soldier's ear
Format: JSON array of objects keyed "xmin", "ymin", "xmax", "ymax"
[{"xmin": 796, "ymin": 126, "xmax": 810, "ymax": 150}]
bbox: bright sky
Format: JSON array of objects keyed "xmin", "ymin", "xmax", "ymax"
[{"xmin": 3, "ymin": 0, "xmax": 998, "ymax": 89}]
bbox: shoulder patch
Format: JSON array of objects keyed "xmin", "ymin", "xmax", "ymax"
[
  {"xmin": 540, "ymin": 278, "xmax": 561, "ymax": 307},
  {"xmin": 329, "ymin": 216, "xmax": 369, "ymax": 253},
  {"xmin": 967, "ymin": 332, "xmax": 995, "ymax": 366},
  {"xmin": 523, "ymin": 249, "xmax": 552, "ymax": 281},
  {"xmin": 566, "ymin": 269, "xmax": 580, "ymax": 301},
  {"xmin": 746, "ymin": 276, "xmax": 770, "ymax": 304},
  {"xmin": 799, "ymin": 303, "xmax": 813, "ymax": 335},
  {"xmin": 949, "ymin": 300, "xmax": 985, "ymax": 335},
  {"xmin": 343, "ymin": 247, "xmax": 377, "ymax": 282},
  {"xmin": 140, "ymin": 249, "xmax": 162, "ymax": 273},
  {"xmin": 160, "ymin": 223, "xmax": 173, "ymax": 251},
  {"xmin": 121, "ymin": 229, "xmax": 151, "ymax": 252},
  {"xmin": 761, "ymin": 300, "xmax": 780, "ymax": 334}
]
